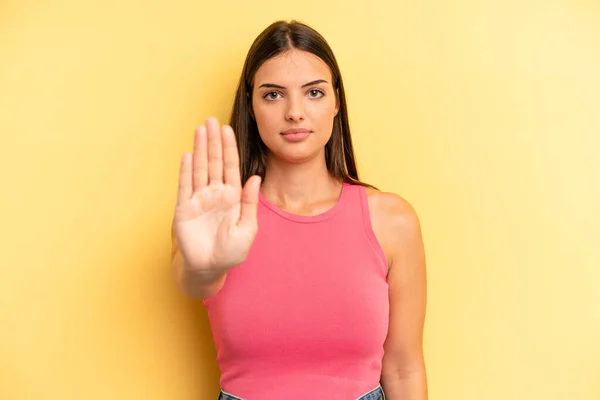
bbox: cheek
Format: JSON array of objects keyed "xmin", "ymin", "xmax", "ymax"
[
  {"xmin": 309, "ymin": 101, "xmax": 337, "ymax": 128},
  {"xmin": 254, "ymin": 107, "xmax": 275, "ymax": 133},
  {"xmin": 310, "ymin": 98, "xmax": 337, "ymax": 117},
  {"xmin": 252, "ymin": 104, "xmax": 279, "ymax": 144},
  {"xmin": 252, "ymin": 101, "xmax": 271, "ymax": 125}
]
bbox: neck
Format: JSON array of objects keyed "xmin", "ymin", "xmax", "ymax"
[{"xmin": 261, "ymin": 151, "xmax": 342, "ymax": 208}]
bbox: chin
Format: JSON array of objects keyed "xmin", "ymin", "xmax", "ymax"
[{"xmin": 270, "ymin": 146, "xmax": 326, "ymax": 164}]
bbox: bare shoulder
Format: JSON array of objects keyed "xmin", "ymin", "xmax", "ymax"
[
  {"xmin": 364, "ymin": 187, "xmax": 422, "ymax": 267},
  {"xmin": 365, "ymin": 187, "xmax": 418, "ymax": 220}
]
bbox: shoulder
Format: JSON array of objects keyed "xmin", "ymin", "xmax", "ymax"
[
  {"xmin": 365, "ymin": 187, "xmax": 418, "ymax": 221},
  {"xmin": 364, "ymin": 186, "xmax": 422, "ymax": 267}
]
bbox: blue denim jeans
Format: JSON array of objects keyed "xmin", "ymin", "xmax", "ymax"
[{"xmin": 217, "ymin": 383, "xmax": 386, "ymax": 400}]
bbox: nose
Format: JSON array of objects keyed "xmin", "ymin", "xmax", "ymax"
[{"xmin": 284, "ymin": 93, "xmax": 305, "ymax": 122}]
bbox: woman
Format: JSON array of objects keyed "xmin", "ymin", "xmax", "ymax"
[{"xmin": 171, "ymin": 20, "xmax": 428, "ymax": 400}]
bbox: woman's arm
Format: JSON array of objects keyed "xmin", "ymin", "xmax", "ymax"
[{"xmin": 371, "ymin": 192, "xmax": 428, "ymax": 400}]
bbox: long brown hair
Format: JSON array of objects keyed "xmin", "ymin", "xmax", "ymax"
[{"xmin": 229, "ymin": 20, "xmax": 377, "ymax": 190}]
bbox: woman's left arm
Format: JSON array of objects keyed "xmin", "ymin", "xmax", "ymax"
[{"xmin": 378, "ymin": 195, "xmax": 428, "ymax": 400}]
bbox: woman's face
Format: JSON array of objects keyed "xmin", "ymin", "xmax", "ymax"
[{"xmin": 251, "ymin": 49, "xmax": 339, "ymax": 163}]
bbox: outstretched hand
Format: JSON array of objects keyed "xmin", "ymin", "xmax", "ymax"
[{"xmin": 173, "ymin": 117, "xmax": 262, "ymax": 272}]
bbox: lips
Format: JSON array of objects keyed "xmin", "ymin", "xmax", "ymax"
[
  {"xmin": 282, "ymin": 128, "xmax": 311, "ymax": 135},
  {"xmin": 281, "ymin": 128, "xmax": 311, "ymax": 143}
]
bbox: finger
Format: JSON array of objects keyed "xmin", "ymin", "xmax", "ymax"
[
  {"xmin": 238, "ymin": 175, "xmax": 262, "ymax": 229},
  {"xmin": 206, "ymin": 117, "xmax": 223, "ymax": 184},
  {"xmin": 222, "ymin": 125, "xmax": 241, "ymax": 187},
  {"xmin": 192, "ymin": 126, "xmax": 208, "ymax": 190},
  {"xmin": 177, "ymin": 152, "xmax": 192, "ymax": 205}
]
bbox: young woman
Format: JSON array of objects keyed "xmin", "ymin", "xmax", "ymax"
[{"xmin": 171, "ymin": 20, "xmax": 428, "ymax": 400}]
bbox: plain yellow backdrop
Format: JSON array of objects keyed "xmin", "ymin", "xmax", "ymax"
[{"xmin": 1, "ymin": 1, "xmax": 599, "ymax": 399}]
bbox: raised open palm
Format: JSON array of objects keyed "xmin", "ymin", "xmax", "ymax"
[{"xmin": 173, "ymin": 117, "xmax": 262, "ymax": 272}]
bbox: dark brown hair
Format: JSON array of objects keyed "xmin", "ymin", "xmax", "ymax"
[{"xmin": 229, "ymin": 20, "xmax": 377, "ymax": 190}]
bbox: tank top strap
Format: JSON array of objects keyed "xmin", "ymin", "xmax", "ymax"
[{"xmin": 341, "ymin": 181, "xmax": 388, "ymax": 275}]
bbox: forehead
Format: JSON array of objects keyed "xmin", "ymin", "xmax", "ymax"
[{"xmin": 254, "ymin": 49, "xmax": 332, "ymax": 85}]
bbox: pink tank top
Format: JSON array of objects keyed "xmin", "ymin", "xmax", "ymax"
[{"xmin": 203, "ymin": 181, "xmax": 390, "ymax": 399}]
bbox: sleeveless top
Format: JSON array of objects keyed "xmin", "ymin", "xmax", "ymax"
[{"xmin": 203, "ymin": 181, "xmax": 390, "ymax": 399}]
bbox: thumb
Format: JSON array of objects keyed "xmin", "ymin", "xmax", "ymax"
[{"xmin": 238, "ymin": 175, "xmax": 262, "ymax": 229}]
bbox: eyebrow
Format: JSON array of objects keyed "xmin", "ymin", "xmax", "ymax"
[{"xmin": 257, "ymin": 79, "xmax": 329, "ymax": 89}]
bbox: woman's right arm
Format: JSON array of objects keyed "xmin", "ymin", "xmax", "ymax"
[{"xmin": 170, "ymin": 117, "xmax": 261, "ymax": 300}]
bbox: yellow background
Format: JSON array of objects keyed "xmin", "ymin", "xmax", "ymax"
[{"xmin": 1, "ymin": 1, "xmax": 599, "ymax": 399}]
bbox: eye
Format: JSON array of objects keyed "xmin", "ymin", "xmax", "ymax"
[
  {"xmin": 263, "ymin": 91, "xmax": 281, "ymax": 100},
  {"xmin": 308, "ymin": 89, "xmax": 325, "ymax": 98}
]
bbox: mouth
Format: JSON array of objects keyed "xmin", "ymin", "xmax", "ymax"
[
  {"xmin": 281, "ymin": 129, "xmax": 311, "ymax": 142},
  {"xmin": 282, "ymin": 128, "xmax": 311, "ymax": 135}
]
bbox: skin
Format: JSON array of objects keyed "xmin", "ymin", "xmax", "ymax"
[
  {"xmin": 251, "ymin": 49, "xmax": 428, "ymax": 399},
  {"xmin": 368, "ymin": 188, "xmax": 428, "ymax": 399},
  {"xmin": 251, "ymin": 49, "xmax": 342, "ymax": 211}
]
